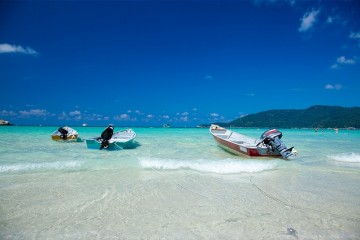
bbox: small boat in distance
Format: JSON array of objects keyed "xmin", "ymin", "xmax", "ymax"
[
  {"xmin": 209, "ymin": 125, "xmax": 296, "ymax": 159},
  {"xmin": 0, "ymin": 119, "xmax": 13, "ymax": 126},
  {"xmin": 51, "ymin": 126, "xmax": 82, "ymax": 142},
  {"xmin": 85, "ymin": 129, "xmax": 137, "ymax": 150}
]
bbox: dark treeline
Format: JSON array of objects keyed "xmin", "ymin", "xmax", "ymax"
[{"xmin": 204, "ymin": 105, "xmax": 360, "ymax": 129}]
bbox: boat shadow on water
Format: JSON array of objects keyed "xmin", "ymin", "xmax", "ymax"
[
  {"xmin": 123, "ymin": 141, "xmax": 141, "ymax": 149},
  {"xmin": 107, "ymin": 140, "xmax": 141, "ymax": 151}
]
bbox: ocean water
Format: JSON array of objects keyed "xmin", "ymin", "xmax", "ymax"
[{"xmin": 0, "ymin": 126, "xmax": 359, "ymax": 239}]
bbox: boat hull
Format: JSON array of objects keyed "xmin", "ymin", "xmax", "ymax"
[
  {"xmin": 51, "ymin": 135, "xmax": 79, "ymax": 141},
  {"xmin": 85, "ymin": 129, "xmax": 137, "ymax": 150},
  {"xmin": 51, "ymin": 126, "xmax": 81, "ymax": 142},
  {"xmin": 211, "ymin": 134, "xmax": 280, "ymax": 157},
  {"xmin": 210, "ymin": 125, "xmax": 282, "ymax": 158}
]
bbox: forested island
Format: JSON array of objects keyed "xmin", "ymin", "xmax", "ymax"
[{"xmin": 203, "ymin": 105, "xmax": 360, "ymax": 129}]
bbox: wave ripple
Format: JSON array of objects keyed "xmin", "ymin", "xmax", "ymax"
[
  {"xmin": 328, "ymin": 153, "xmax": 360, "ymax": 163},
  {"xmin": 139, "ymin": 157, "xmax": 277, "ymax": 174},
  {"xmin": 0, "ymin": 161, "xmax": 83, "ymax": 173}
]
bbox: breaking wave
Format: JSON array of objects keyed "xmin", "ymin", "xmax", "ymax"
[
  {"xmin": 328, "ymin": 153, "xmax": 360, "ymax": 163},
  {"xmin": 139, "ymin": 157, "xmax": 277, "ymax": 174},
  {"xmin": 0, "ymin": 161, "xmax": 83, "ymax": 173}
]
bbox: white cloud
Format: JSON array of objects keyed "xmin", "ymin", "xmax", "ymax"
[
  {"xmin": 58, "ymin": 112, "xmax": 69, "ymax": 120},
  {"xmin": 64, "ymin": 110, "xmax": 82, "ymax": 120},
  {"xmin": 120, "ymin": 110, "xmax": 143, "ymax": 119},
  {"xmin": 162, "ymin": 115, "xmax": 170, "ymax": 119},
  {"xmin": 326, "ymin": 16, "xmax": 334, "ymax": 24},
  {"xmin": 69, "ymin": 110, "xmax": 81, "ymax": 116},
  {"xmin": 210, "ymin": 113, "xmax": 219, "ymax": 117},
  {"xmin": 84, "ymin": 113, "xmax": 105, "ymax": 121},
  {"xmin": 331, "ymin": 56, "xmax": 356, "ymax": 69},
  {"xmin": 135, "ymin": 110, "xmax": 143, "ymax": 115},
  {"xmin": 349, "ymin": 31, "xmax": 360, "ymax": 39},
  {"xmin": 253, "ymin": 0, "xmax": 296, "ymax": 7},
  {"xmin": 325, "ymin": 84, "xmax": 342, "ymax": 90},
  {"xmin": 330, "ymin": 64, "xmax": 339, "ymax": 69},
  {"xmin": 19, "ymin": 109, "xmax": 49, "ymax": 117},
  {"xmin": 120, "ymin": 113, "xmax": 129, "ymax": 119},
  {"xmin": 0, "ymin": 43, "xmax": 38, "ymax": 55},
  {"xmin": 337, "ymin": 56, "xmax": 355, "ymax": 64},
  {"xmin": 180, "ymin": 116, "xmax": 189, "ymax": 122},
  {"xmin": 113, "ymin": 113, "xmax": 138, "ymax": 122},
  {"xmin": 298, "ymin": 9, "xmax": 320, "ymax": 32},
  {"xmin": 147, "ymin": 114, "xmax": 154, "ymax": 119},
  {"xmin": 325, "ymin": 15, "xmax": 347, "ymax": 26},
  {"xmin": 0, "ymin": 110, "xmax": 17, "ymax": 116},
  {"xmin": 83, "ymin": 113, "xmax": 112, "ymax": 121}
]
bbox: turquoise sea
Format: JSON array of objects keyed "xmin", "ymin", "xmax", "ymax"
[{"xmin": 0, "ymin": 126, "xmax": 359, "ymax": 239}]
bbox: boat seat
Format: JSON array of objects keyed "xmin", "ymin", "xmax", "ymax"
[
  {"xmin": 114, "ymin": 137, "xmax": 132, "ymax": 140},
  {"xmin": 213, "ymin": 129, "xmax": 227, "ymax": 134},
  {"xmin": 215, "ymin": 134, "xmax": 228, "ymax": 139}
]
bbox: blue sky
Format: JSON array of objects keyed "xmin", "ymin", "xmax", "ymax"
[{"xmin": 1, "ymin": 0, "xmax": 359, "ymax": 127}]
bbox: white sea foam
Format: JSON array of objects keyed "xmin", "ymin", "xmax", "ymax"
[
  {"xmin": 0, "ymin": 161, "xmax": 83, "ymax": 173},
  {"xmin": 139, "ymin": 157, "xmax": 277, "ymax": 174},
  {"xmin": 328, "ymin": 153, "xmax": 360, "ymax": 163}
]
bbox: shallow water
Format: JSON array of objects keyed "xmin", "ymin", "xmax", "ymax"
[{"xmin": 0, "ymin": 126, "xmax": 359, "ymax": 239}]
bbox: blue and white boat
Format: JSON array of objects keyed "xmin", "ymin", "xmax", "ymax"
[{"xmin": 85, "ymin": 129, "xmax": 136, "ymax": 150}]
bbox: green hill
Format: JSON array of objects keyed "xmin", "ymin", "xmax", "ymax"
[{"xmin": 209, "ymin": 105, "xmax": 360, "ymax": 128}]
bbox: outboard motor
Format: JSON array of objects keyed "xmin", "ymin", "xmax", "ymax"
[
  {"xmin": 58, "ymin": 127, "xmax": 68, "ymax": 140},
  {"xmin": 260, "ymin": 129, "xmax": 294, "ymax": 159}
]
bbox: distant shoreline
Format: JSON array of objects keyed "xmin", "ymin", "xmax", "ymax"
[{"xmin": 1, "ymin": 125, "xmax": 358, "ymax": 130}]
